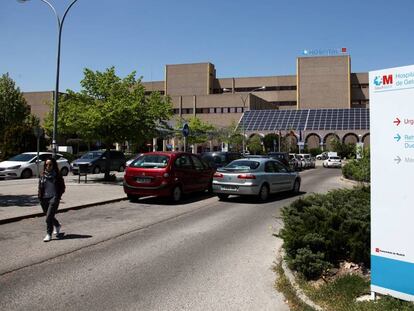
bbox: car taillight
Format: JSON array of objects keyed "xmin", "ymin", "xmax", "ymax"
[
  {"xmin": 237, "ymin": 174, "xmax": 256, "ymax": 179},
  {"xmin": 214, "ymin": 172, "xmax": 224, "ymax": 178}
]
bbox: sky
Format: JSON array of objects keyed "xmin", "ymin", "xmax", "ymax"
[{"xmin": 1, "ymin": 0, "xmax": 413, "ymax": 92}]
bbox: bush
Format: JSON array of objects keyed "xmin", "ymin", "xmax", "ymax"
[
  {"xmin": 342, "ymin": 149, "xmax": 370, "ymax": 182},
  {"xmin": 278, "ymin": 187, "xmax": 370, "ymax": 279}
]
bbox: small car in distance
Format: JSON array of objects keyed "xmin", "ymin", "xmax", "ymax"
[
  {"xmin": 123, "ymin": 152, "xmax": 214, "ymax": 202},
  {"xmin": 0, "ymin": 152, "xmax": 70, "ymax": 179},
  {"xmin": 212, "ymin": 157, "xmax": 301, "ymax": 201},
  {"xmin": 323, "ymin": 156, "xmax": 342, "ymax": 168},
  {"xmin": 71, "ymin": 150, "xmax": 126, "ymax": 174},
  {"xmin": 200, "ymin": 152, "xmax": 242, "ymax": 169}
]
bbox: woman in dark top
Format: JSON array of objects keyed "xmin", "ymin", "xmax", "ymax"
[{"xmin": 38, "ymin": 158, "xmax": 65, "ymax": 242}]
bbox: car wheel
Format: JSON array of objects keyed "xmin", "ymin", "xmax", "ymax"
[
  {"xmin": 171, "ymin": 185, "xmax": 182, "ymax": 202},
  {"xmin": 292, "ymin": 179, "xmax": 301, "ymax": 194},
  {"xmin": 118, "ymin": 165, "xmax": 125, "ymax": 172},
  {"xmin": 60, "ymin": 167, "xmax": 69, "ymax": 176},
  {"xmin": 21, "ymin": 169, "xmax": 32, "ymax": 179},
  {"xmin": 127, "ymin": 194, "xmax": 140, "ymax": 202},
  {"xmin": 93, "ymin": 166, "xmax": 100, "ymax": 174},
  {"xmin": 217, "ymin": 194, "xmax": 229, "ymax": 201},
  {"xmin": 258, "ymin": 184, "xmax": 269, "ymax": 202}
]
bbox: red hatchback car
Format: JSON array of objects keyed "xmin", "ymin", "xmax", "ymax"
[{"xmin": 123, "ymin": 152, "xmax": 215, "ymax": 202}]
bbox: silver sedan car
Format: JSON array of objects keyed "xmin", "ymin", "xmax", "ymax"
[{"xmin": 212, "ymin": 157, "xmax": 301, "ymax": 201}]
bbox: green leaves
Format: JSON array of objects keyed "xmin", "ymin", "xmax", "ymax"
[
  {"xmin": 279, "ymin": 187, "xmax": 371, "ymax": 279},
  {"xmin": 51, "ymin": 67, "xmax": 172, "ymax": 148}
]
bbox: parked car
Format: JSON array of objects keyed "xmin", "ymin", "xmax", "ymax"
[
  {"xmin": 123, "ymin": 152, "xmax": 215, "ymax": 202},
  {"xmin": 200, "ymin": 152, "xmax": 242, "ymax": 169},
  {"xmin": 295, "ymin": 154, "xmax": 310, "ymax": 169},
  {"xmin": 323, "ymin": 156, "xmax": 342, "ymax": 168},
  {"xmin": 316, "ymin": 152, "xmax": 328, "ymax": 160},
  {"xmin": 126, "ymin": 153, "xmax": 143, "ymax": 167},
  {"xmin": 288, "ymin": 153, "xmax": 302, "ymax": 171},
  {"xmin": 71, "ymin": 150, "xmax": 126, "ymax": 174},
  {"xmin": 212, "ymin": 157, "xmax": 301, "ymax": 201},
  {"xmin": 298, "ymin": 153, "xmax": 315, "ymax": 168},
  {"xmin": 0, "ymin": 152, "xmax": 70, "ymax": 179},
  {"xmin": 267, "ymin": 152, "xmax": 290, "ymax": 167}
]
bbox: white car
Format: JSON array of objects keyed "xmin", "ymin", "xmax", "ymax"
[
  {"xmin": 0, "ymin": 152, "xmax": 70, "ymax": 179},
  {"xmin": 323, "ymin": 156, "xmax": 342, "ymax": 168}
]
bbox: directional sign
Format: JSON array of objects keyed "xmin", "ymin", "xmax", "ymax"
[
  {"xmin": 370, "ymin": 64, "xmax": 414, "ymax": 302},
  {"xmin": 182, "ymin": 123, "xmax": 190, "ymax": 137}
]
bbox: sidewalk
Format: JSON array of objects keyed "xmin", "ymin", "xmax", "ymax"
[{"xmin": 0, "ymin": 173, "xmax": 127, "ymax": 224}]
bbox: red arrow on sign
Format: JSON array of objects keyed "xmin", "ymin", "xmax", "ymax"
[{"xmin": 393, "ymin": 117, "xmax": 401, "ymax": 126}]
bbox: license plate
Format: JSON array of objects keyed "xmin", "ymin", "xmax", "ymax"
[
  {"xmin": 221, "ymin": 185, "xmax": 238, "ymax": 191},
  {"xmin": 136, "ymin": 177, "xmax": 151, "ymax": 183}
]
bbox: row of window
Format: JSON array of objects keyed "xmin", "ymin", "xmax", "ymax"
[
  {"xmin": 351, "ymin": 84, "xmax": 369, "ymax": 89},
  {"xmin": 173, "ymin": 107, "xmax": 245, "ymax": 114}
]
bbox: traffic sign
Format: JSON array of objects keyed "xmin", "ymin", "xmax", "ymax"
[{"xmin": 182, "ymin": 123, "xmax": 190, "ymax": 137}]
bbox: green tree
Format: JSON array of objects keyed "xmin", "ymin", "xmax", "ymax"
[
  {"xmin": 263, "ymin": 133, "xmax": 280, "ymax": 152},
  {"xmin": 175, "ymin": 116, "xmax": 216, "ymax": 147},
  {"xmin": 0, "ymin": 73, "xmax": 40, "ymax": 159},
  {"xmin": 247, "ymin": 134, "xmax": 263, "ymax": 154},
  {"xmin": 45, "ymin": 67, "xmax": 172, "ymax": 179},
  {"xmin": 217, "ymin": 120, "xmax": 243, "ymax": 152}
]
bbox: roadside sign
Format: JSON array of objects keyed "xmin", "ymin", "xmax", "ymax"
[
  {"xmin": 182, "ymin": 123, "xmax": 190, "ymax": 137},
  {"xmin": 33, "ymin": 127, "xmax": 43, "ymax": 138},
  {"xmin": 370, "ymin": 64, "xmax": 414, "ymax": 302}
]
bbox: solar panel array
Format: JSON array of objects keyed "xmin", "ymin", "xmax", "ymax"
[{"xmin": 241, "ymin": 108, "xmax": 369, "ymax": 131}]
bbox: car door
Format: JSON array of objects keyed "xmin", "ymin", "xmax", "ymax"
[
  {"xmin": 173, "ymin": 154, "xmax": 196, "ymax": 193},
  {"xmin": 273, "ymin": 161, "xmax": 294, "ymax": 191},
  {"xmin": 190, "ymin": 155, "xmax": 211, "ymax": 191},
  {"xmin": 264, "ymin": 161, "xmax": 279, "ymax": 193}
]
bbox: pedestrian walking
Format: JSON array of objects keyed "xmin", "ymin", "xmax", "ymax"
[{"xmin": 38, "ymin": 158, "xmax": 65, "ymax": 242}]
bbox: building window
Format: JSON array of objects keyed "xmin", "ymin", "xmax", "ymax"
[{"xmin": 236, "ymin": 107, "xmax": 243, "ymax": 113}]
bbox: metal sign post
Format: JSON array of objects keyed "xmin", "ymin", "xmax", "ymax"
[
  {"xmin": 33, "ymin": 127, "xmax": 44, "ymax": 177},
  {"xmin": 182, "ymin": 123, "xmax": 189, "ymax": 152}
]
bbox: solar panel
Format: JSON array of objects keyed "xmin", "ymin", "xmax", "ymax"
[{"xmin": 241, "ymin": 108, "xmax": 370, "ymax": 131}]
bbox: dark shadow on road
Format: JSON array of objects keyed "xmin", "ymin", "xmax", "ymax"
[
  {"xmin": 0, "ymin": 195, "xmax": 39, "ymax": 207},
  {"xmin": 215, "ymin": 191, "xmax": 307, "ymax": 205},
  {"xmin": 58, "ymin": 233, "xmax": 93, "ymax": 240}
]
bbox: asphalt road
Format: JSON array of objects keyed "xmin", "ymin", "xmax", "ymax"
[{"xmin": 0, "ymin": 167, "xmax": 347, "ymax": 311}]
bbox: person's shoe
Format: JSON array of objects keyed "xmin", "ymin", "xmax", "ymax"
[
  {"xmin": 43, "ymin": 234, "xmax": 51, "ymax": 242},
  {"xmin": 53, "ymin": 225, "xmax": 61, "ymax": 236}
]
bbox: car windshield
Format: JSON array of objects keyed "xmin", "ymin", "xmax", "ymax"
[
  {"xmin": 330, "ymin": 156, "xmax": 340, "ymax": 160},
  {"xmin": 81, "ymin": 151, "xmax": 103, "ymax": 159},
  {"xmin": 221, "ymin": 160, "xmax": 260, "ymax": 172},
  {"xmin": 131, "ymin": 155, "xmax": 169, "ymax": 168},
  {"xmin": 8, "ymin": 154, "xmax": 35, "ymax": 162}
]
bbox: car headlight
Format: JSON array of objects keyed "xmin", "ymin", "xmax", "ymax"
[
  {"xmin": 7, "ymin": 165, "xmax": 21, "ymax": 169},
  {"xmin": 88, "ymin": 163, "xmax": 93, "ymax": 166}
]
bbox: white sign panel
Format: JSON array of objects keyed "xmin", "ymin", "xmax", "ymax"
[{"xmin": 370, "ymin": 64, "xmax": 414, "ymax": 301}]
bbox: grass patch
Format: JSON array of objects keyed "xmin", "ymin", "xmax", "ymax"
[
  {"xmin": 274, "ymin": 261, "xmax": 316, "ymax": 311},
  {"xmin": 299, "ymin": 274, "xmax": 414, "ymax": 311}
]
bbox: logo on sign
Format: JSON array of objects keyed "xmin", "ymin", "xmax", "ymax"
[{"xmin": 373, "ymin": 74, "xmax": 394, "ymax": 91}]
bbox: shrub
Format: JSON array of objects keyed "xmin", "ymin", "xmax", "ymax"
[
  {"xmin": 342, "ymin": 149, "xmax": 370, "ymax": 182},
  {"xmin": 278, "ymin": 186, "xmax": 370, "ymax": 279}
]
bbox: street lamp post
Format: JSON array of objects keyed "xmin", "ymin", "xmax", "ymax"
[
  {"xmin": 223, "ymin": 86, "xmax": 266, "ymax": 155},
  {"xmin": 19, "ymin": 0, "xmax": 80, "ymax": 157}
]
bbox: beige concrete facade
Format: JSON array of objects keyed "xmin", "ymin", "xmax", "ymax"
[
  {"xmin": 22, "ymin": 91, "xmax": 53, "ymax": 125},
  {"xmin": 140, "ymin": 56, "xmax": 369, "ymax": 129},
  {"xmin": 23, "ymin": 56, "xmax": 370, "ymax": 152},
  {"xmin": 297, "ymin": 56, "xmax": 351, "ymax": 109}
]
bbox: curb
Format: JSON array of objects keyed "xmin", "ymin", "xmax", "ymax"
[
  {"xmin": 339, "ymin": 176, "xmax": 370, "ymax": 187},
  {"xmin": 0, "ymin": 197, "xmax": 127, "ymax": 225},
  {"xmin": 279, "ymin": 249, "xmax": 324, "ymax": 311}
]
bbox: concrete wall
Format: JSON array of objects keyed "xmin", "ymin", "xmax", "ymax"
[
  {"xmin": 22, "ymin": 91, "xmax": 53, "ymax": 125},
  {"xmin": 298, "ymin": 55, "xmax": 351, "ymax": 109},
  {"xmin": 166, "ymin": 63, "xmax": 215, "ymax": 96}
]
